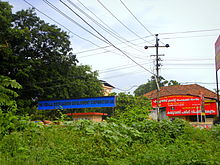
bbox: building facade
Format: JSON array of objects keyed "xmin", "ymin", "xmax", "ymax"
[
  {"xmin": 144, "ymin": 84, "xmax": 218, "ymax": 125},
  {"xmin": 67, "ymin": 112, "xmax": 108, "ymax": 122},
  {"xmin": 100, "ymin": 80, "xmax": 115, "ymax": 96}
]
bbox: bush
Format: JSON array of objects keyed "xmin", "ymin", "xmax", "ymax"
[{"xmin": 1, "ymin": 119, "xmax": 220, "ymax": 164}]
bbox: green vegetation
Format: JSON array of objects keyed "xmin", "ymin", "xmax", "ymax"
[
  {"xmin": 110, "ymin": 93, "xmax": 151, "ymax": 124},
  {"xmin": 0, "ymin": 2, "xmax": 103, "ymax": 117},
  {"xmin": 1, "ymin": 120, "xmax": 220, "ymax": 164},
  {"xmin": 1, "ymin": 1, "xmax": 220, "ymax": 164},
  {"xmin": 0, "ymin": 75, "xmax": 30, "ymax": 139},
  {"xmin": 134, "ymin": 76, "xmax": 180, "ymax": 96}
]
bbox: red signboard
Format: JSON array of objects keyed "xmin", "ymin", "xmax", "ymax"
[
  {"xmin": 152, "ymin": 95, "xmax": 201, "ymax": 108},
  {"xmin": 166, "ymin": 102, "xmax": 217, "ymax": 116},
  {"xmin": 151, "ymin": 95, "xmax": 217, "ymax": 116},
  {"xmin": 215, "ymin": 35, "xmax": 220, "ymax": 71}
]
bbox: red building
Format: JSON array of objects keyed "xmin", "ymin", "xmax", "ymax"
[{"xmin": 144, "ymin": 84, "xmax": 218, "ymax": 125}]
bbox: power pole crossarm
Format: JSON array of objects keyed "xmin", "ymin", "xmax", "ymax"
[{"xmin": 144, "ymin": 34, "xmax": 169, "ymax": 121}]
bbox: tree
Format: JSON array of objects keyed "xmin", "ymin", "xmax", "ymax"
[
  {"xmin": 0, "ymin": 75, "xmax": 22, "ymax": 108},
  {"xmin": 109, "ymin": 93, "xmax": 151, "ymax": 124},
  {"xmin": 0, "ymin": 75, "xmax": 28, "ymax": 138},
  {"xmin": 134, "ymin": 76, "xmax": 180, "ymax": 96},
  {"xmin": 0, "ymin": 2, "xmax": 103, "ymax": 114}
]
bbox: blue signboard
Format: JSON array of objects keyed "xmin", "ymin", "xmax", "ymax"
[{"xmin": 38, "ymin": 96, "xmax": 116, "ymax": 110}]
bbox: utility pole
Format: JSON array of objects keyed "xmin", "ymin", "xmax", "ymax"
[{"xmin": 144, "ymin": 34, "xmax": 169, "ymax": 121}]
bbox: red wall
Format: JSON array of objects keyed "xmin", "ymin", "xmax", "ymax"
[{"xmin": 151, "ymin": 95, "xmax": 217, "ymax": 116}]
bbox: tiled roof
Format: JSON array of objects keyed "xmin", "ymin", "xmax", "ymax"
[
  {"xmin": 144, "ymin": 84, "xmax": 218, "ymax": 100},
  {"xmin": 100, "ymin": 80, "xmax": 115, "ymax": 88}
]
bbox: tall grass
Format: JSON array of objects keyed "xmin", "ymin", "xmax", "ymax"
[{"xmin": 1, "ymin": 119, "xmax": 220, "ymax": 164}]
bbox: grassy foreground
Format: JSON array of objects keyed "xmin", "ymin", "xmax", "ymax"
[{"xmin": 1, "ymin": 119, "xmax": 220, "ymax": 165}]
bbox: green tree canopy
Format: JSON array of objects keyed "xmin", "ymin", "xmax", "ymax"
[
  {"xmin": 109, "ymin": 93, "xmax": 151, "ymax": 124},
  {"xmin": 0, "ymin": 75, "xmax": 22, "ymax": 108},
  {"xmin": 134, "ymin": 76, "xmax": 180, "ymax": 96},
  {"xmin": 0, "ymin": 2, "xmax": 103, "ymax": 114}
]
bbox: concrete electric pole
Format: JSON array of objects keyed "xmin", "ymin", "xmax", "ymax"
[{"xmin": 144, "ymin": 34, "xmax": 169, "ymax": 120}]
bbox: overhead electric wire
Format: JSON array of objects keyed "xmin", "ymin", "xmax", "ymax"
[
  {"xmin": 119, "ymin": 0, "xmax": 154, "ymax": 37},
  {"xmin": 101, "ymin": 69, "xmax": 145, "ymax": 79},
  {"xmin": 159, "ymin": 28, "xmax": 220, "ymax": 35},
  {"xmin": 78, "ymin": 39, "xmax": 154, "ymax": 59},
  {"xmin": 163, "ymin": 67, "xmax": 213, "ymax": 69},
  {"xmin": 164, "ymin": 58, "xmax": 213, "ymax": 61},
  {"xmin": 42, "ymin": 0, "xmax": 147, "ymax": 61},
  {"xmin": 74, "ymin": 36, "xmax": 153, "ymax": 55},
  {"xmin": 96, "ymin": 0, "xmax": 153, "ymax": 45},
  {"xmin": 102, "ymin": 66, "xmax": 214, "ymax": 80},
  {"xmin": 115, "ymin": 85, "xmax": 139, "ymax": 92},
  {"xmin": 25, "ymin": 0, "xmax": 152, "ymax": 57},
  {"xmin": 43, "ymin": 0, "xmax": 110, "ymax": 45},
  {"xmin": 60, "ymin": 0, "xmax": 155, "ymax": 76},
  {"xmin": 72, "ymin": 0, "xmax": 147, "ymax": 53},
  {"xmin": 23, "ymin": 0, "xmax": 105, "ymax": 49},
  {"xmin": 76, "ymin": 0, "xmax": 150, "ymax": 48},
  {"xmin": 161, "ymin": 34, "xmax": 218, "ymax": 40},
  {"xmin": 79, "ymin": 49, "xmax": 149, "ymax": 60},
  {"xmin": 182, "ymin": 82, "xmax": 218, "ymax": 85},
  {"xmin": 66, "ymin": 0, "xmax": 146, "ymax": 54},
  {"xmin": 100, "ymin": 61, "xmax": 153, "ymax": 74},
  {"xmin": 164, "ymin": 63, "xmax": 214, "ymax": 66},
  {"xmin": 119, "ymin": 0, "xmax": 168, "ymax": 46}
]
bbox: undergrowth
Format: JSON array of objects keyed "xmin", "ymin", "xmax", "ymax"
[{"xmin": 1, "ymin": 119, "xmax": 220, "ymax": 164}]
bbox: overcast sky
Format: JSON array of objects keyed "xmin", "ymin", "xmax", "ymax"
[{"xmin": 6, "ymin": 0, "xmax": 220, "ymax": 94}]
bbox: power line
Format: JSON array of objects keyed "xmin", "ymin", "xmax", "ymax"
[
  {"xmin": 24, "ymin": 0, "xmax": 152, "ymax": 57},
  {"xmin": 26, "ymin": 0, "xmax": 152, "ymax": 56},
  {"xmin": 119, "ymin": 0, "xmax": 154, "ymax": 37},
  {"xmin": 118, "ymin": 0, "xmax": 168, "ymax": 46},
  {"xmin": 96, "ymin": 0, "xmax": 153, "ymax": 45},
  {"xmin": 164, "ymin": 58, "xmax": 213, "ymax": 61},
  {"xmin": 71, "ymin": 0, "xmax": 147, "ymax": 53},
  {"xmin": 114, "ymin": 85, "xmax": 139, "ymax": 92},
  {"xmin": 101, "ymin": 65, "xmax": 215, "ymax": 80},
  {"xmin": 101, "ymin": 69, "xmax": 146, "ymax": 79},
  {"xmin": 79, "ymin": 49, "xmax": 149, "ymax": 60},
  {"xmin": 163, "ymin": 67, "xmax": 214, "ymax": 69},
  {"xmin": 164, "ymin": 64, "xmax": 214, "ymax": 66},
  {"xmin": 23, "ymin": 0, "xmax": 105, "ymax": 49},
  {"xmin": 74, "ymin": 33, "xmax": 219, "ymax": 55},
  {"xmin": 74, "ymin": 36, "xmax": 152, "ymax": 55},
  {"xmin": 161, "ymin": 34, "xmax": 218, "ymax": 40},
  {"xmin": 100, "ymin": 63, "xmax": 214, "ymax": 75},
  {"xmin": 42, "ymin": 0, "xmax": 110, "ymax": 45},
  {"xmin": 99, "ymin": 58, "xmax": 213, "ymax": 73},
  {"xmin": 60, "ymin": 0, "xmax": 155, "ymax": 76},
  {"xmin": 159, "ymin": 28, "xmax": 220, "ymax": 35},
  {"xmin": 66, "ymin": 0, "xmax": 145, "ymax": 54},
  {"xmin": 182, "ymin": 82, "xmax": 218, "ymax": 85},
  {"xmin": 115, "ymin": 82, "xmax": 218, "ymax": 92},
  {"xmin": 99, "ymin": 61, "xmax": 153, "ymax": 74},
  {"xmin": 42, "ymin": 0, "xmax": 146, "ymax": 62}
]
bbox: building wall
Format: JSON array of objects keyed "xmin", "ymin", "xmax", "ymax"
[
  {"xmin": 73, "ymin": 115, "xmax": 103, "ymax": 122},
  {"xmin": 102, "ymin": 85, "xmax": 114, "ymax": 96},
  {"xmin": 150, "ymin": 95, "xmax": 217, "ymax": 124}
]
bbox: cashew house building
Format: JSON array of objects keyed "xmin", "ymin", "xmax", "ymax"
[{"xmin": 144, "ymin": 84, "xmax": 218, "ymax": 124}]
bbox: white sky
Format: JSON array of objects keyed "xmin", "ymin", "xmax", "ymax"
[{"xmin": 6, "ymin": 0, "xmax": 220, "ymax": 94}]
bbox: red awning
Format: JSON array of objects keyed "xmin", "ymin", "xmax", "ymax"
[{"xmin": 66, "ymin": 112, "xmax": 108, "ymax": 116}]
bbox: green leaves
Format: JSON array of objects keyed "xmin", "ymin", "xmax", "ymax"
[
  {"xmin": 110, "ymin": 93, "xmax": 151, "ymax": 124},
  {"xmin": 134, "ymin": 76, "xmax": 180, "ymax": 96},
  {"xmin": 0, "ymin": 75, "xmax": 21, "ymax": 107},
  {"xmin": 0, "ymin": 2, "xmax": 103, "ymax": 116},
  {"xmin": 0, "ymin": 75, "xmax": 32, "ymax": 139},
  {"xmin": 1, "ymin": 119, "xmax": 220, "ymax": 164}
]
